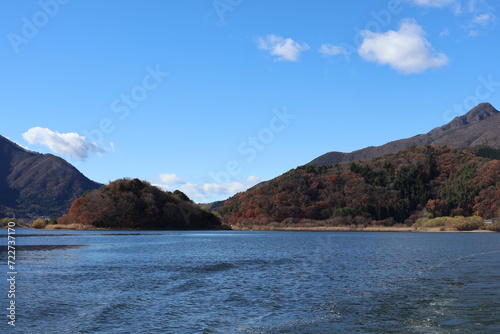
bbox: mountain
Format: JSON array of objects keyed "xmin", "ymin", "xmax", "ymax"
[
  {"xmin": 309, "ymin": 103, "xmax": 500, "ymax": 166},
  {"xmin": 58, "ymin": 178, "xmax": 222, "ymax": 230},
  {"xmin": 0, "ymin": 135, "xmax": 102, "ymax": 218},
  {"xmin": 219, "ymin": 145, "xmax": 500, "ymax": 228}
]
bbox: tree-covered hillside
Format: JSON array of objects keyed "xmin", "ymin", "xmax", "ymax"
[
  {"xmin": 220, "ymin": 146, "xmax": 500, "ymax": 228},
  {"xmin": 0, "ymin": 135, "xmax": 101, "ymax": 218},
  {"xmin": 58, "ymin": 178, "xmax": 221, "ymax": 230}
]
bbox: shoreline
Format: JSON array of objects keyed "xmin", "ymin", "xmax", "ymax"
[
  {"xmin": 23, "ymin": 224, "xmax": 497, "ymax": 233},
  {"xmin": 230, "ymin": 226, "xmax": 498, "ymax": 233}
]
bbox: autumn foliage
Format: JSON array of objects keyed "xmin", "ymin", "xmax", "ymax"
[
  {"xmin": 58, "ymin": 178, "xmax": 221, "ymax": 230},
  {"xmin": 219, "ymin": 146, "xmax": 500, "ymax": 228}
]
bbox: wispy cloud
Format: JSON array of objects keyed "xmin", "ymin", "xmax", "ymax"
[
  {"xmin": 319, "ymin": 44, "xmax": 349, "ymax": 56},
  {"xmin": 155, "ymin": 175, "xmax": 262, "ymax": 202},
  {"xmin": 408, "ymin": 0, "xmax": 456, "ymax": 7},
  {"xmin": 23, "ymin": 127, "xmax": 109, "ymax": 160},
  {"xmin": 472, "ymin": 13, "xmax": 496, "ymax": 25},
  {"xmin": 410, "ymin": 0, "xmax": 497, "ymax": 35},
  {"xmin": 412, "ymin": 0, "xmax": 464, "ymax": 15},
  {"xmin": 159, "ymin": 173, "xmax": 184, "ymax": 185},
  {"xmin": 439, "ymin": 28, "xmax": 450, "ymax": 36},
  {"xmin": 256, "ymin": 34, "xmax": 309, "ymax": 61},
  {"xmin": 469, "ymin": 5, "xmax": 497, "ymax": 35},
  {"xmin": 358, "ymin": 19, "xmax": 449, "ymax": 74}
]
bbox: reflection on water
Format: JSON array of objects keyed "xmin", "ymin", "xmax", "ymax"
[{"xmin": 0, "ymin": 245, "xmax": 84, "ymax": 251}]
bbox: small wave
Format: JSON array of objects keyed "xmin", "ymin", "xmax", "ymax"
[
  {"xmin": 177, "ymin": 261, "xmax": 238, "ymax": 275},
  {"xmin": 200, "ymin": 262, "xmax": 236, "ymax": 272}
]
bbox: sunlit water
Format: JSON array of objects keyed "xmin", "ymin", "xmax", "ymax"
[{"xmin": 1, "ymin": 229, "xmax": 499, "ymax": 333}]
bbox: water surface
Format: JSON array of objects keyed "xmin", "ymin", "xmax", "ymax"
[{"xmin": 1, "ymin": 229, "xmax": 499, "ymax": 333}]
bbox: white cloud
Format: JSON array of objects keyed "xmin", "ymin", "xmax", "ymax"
[
  {"xmin": 472, "ymin": 13, "xmax": 496, "ymax": 25},
  {"xmin": 319, "ymin": 44, "xmax": 349, "ymax": 56},
  {"xmin": 409, "ymin": 0, "xmax": 456, "ymax": 7},
  {"xmin": 466, "ymin": 12, "xmax": 496, "ymax": 36},
  {"xmin": 156, "ymin": 175, "xmax": 263, "ymax": 202},
  {"xmin": 467, "ymin": 0, "xmax": 483, "ymax": 13},
  {"xmin": 439, "ymin": 28, "xmax": 450, "ymax": 36},
  {"xmin": 407, "ymin": 0, "xmax": 463, "ymax": 16},
  {"xmin": 159, "ymin": 173, "xmax": 184, "ymax": 185},
  {"xmin": 180, "ymin": 182, "xmax": 247, "ymax": 198},
  {"xmin": 408, "ymin": 0, "xmax": 496, "ymax": 36},
  {"xmin": 257, "ymin": 34, "xmax": 309, "ymax": 61},
  {"xmin": 358, "ymin": 19, "xmax": 449, "ymax": 74},
  {"xmin": 246, "ymin": 175, "xmax": 263, "ymax": 184},
  {"xmin": 23, "ymin": 127, "xmax": 107, "ymax": 160}
]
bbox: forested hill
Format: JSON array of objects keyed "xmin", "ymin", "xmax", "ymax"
[
  {"xmin": 309, "ymin": 103, "xmax": 500, "ymax": 166},
  {"xmin": 219, "ymin": 146, "xmax": 500, "ymax": 228},
  {"xmin": 0, "ymin": 135, "xmax": 102, "ymax": 218},
  {"xmin": 58, "ymin": 178, "xmax": 222, "ymax": 230}
]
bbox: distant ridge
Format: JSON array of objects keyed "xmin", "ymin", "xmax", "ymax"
[
  {"xmin": 0, "ymin": 135, "xmax": 102, "ymax": 218},
  {"xmin": 309, "ymin": 103, "xmax": 500, "ymax": 166}
]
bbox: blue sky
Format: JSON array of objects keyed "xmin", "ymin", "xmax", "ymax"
[{"xmin": 1, "ymin": 0, "xmax": 499, "ymax": 203}]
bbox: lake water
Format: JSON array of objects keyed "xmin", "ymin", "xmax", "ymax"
[{"xmin": 1, "ymin": 229, "xmax": 499, "ymax": 333}]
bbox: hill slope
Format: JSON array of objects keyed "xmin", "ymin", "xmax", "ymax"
[
  {"xmin": 0, "ymin": 135, "xmax": 102, "ymax": 218},
  {"xmin": 220, "ymin": 145, "xmax": 500, "ymax": 227},
  {"xmin": 58, "ymin": 178, "xmax": 222, "ymax": 230},
  {"xmin": 309, "ymin": 103, "xmax": 500, "ymax": 166}
]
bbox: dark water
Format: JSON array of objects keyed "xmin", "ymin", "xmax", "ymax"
[{"xmin": 1, "ymin": 229, "xmax": 499, "ymax": 333}]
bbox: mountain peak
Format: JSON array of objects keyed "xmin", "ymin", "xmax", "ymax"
[
  {"xmin": 309, "ymin": 102, "xmax": 500, "ymax": 166},
  {"xmin": 467, "ymin": 102, "xmax": 499, "ymax": 118},
  {"xmin": 1, "ymin": 135, "xmax": 102, "ymax": 218},
  {"xmin": 433, "ymin": 102, "xmax": 499, "ymax": 133}
]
